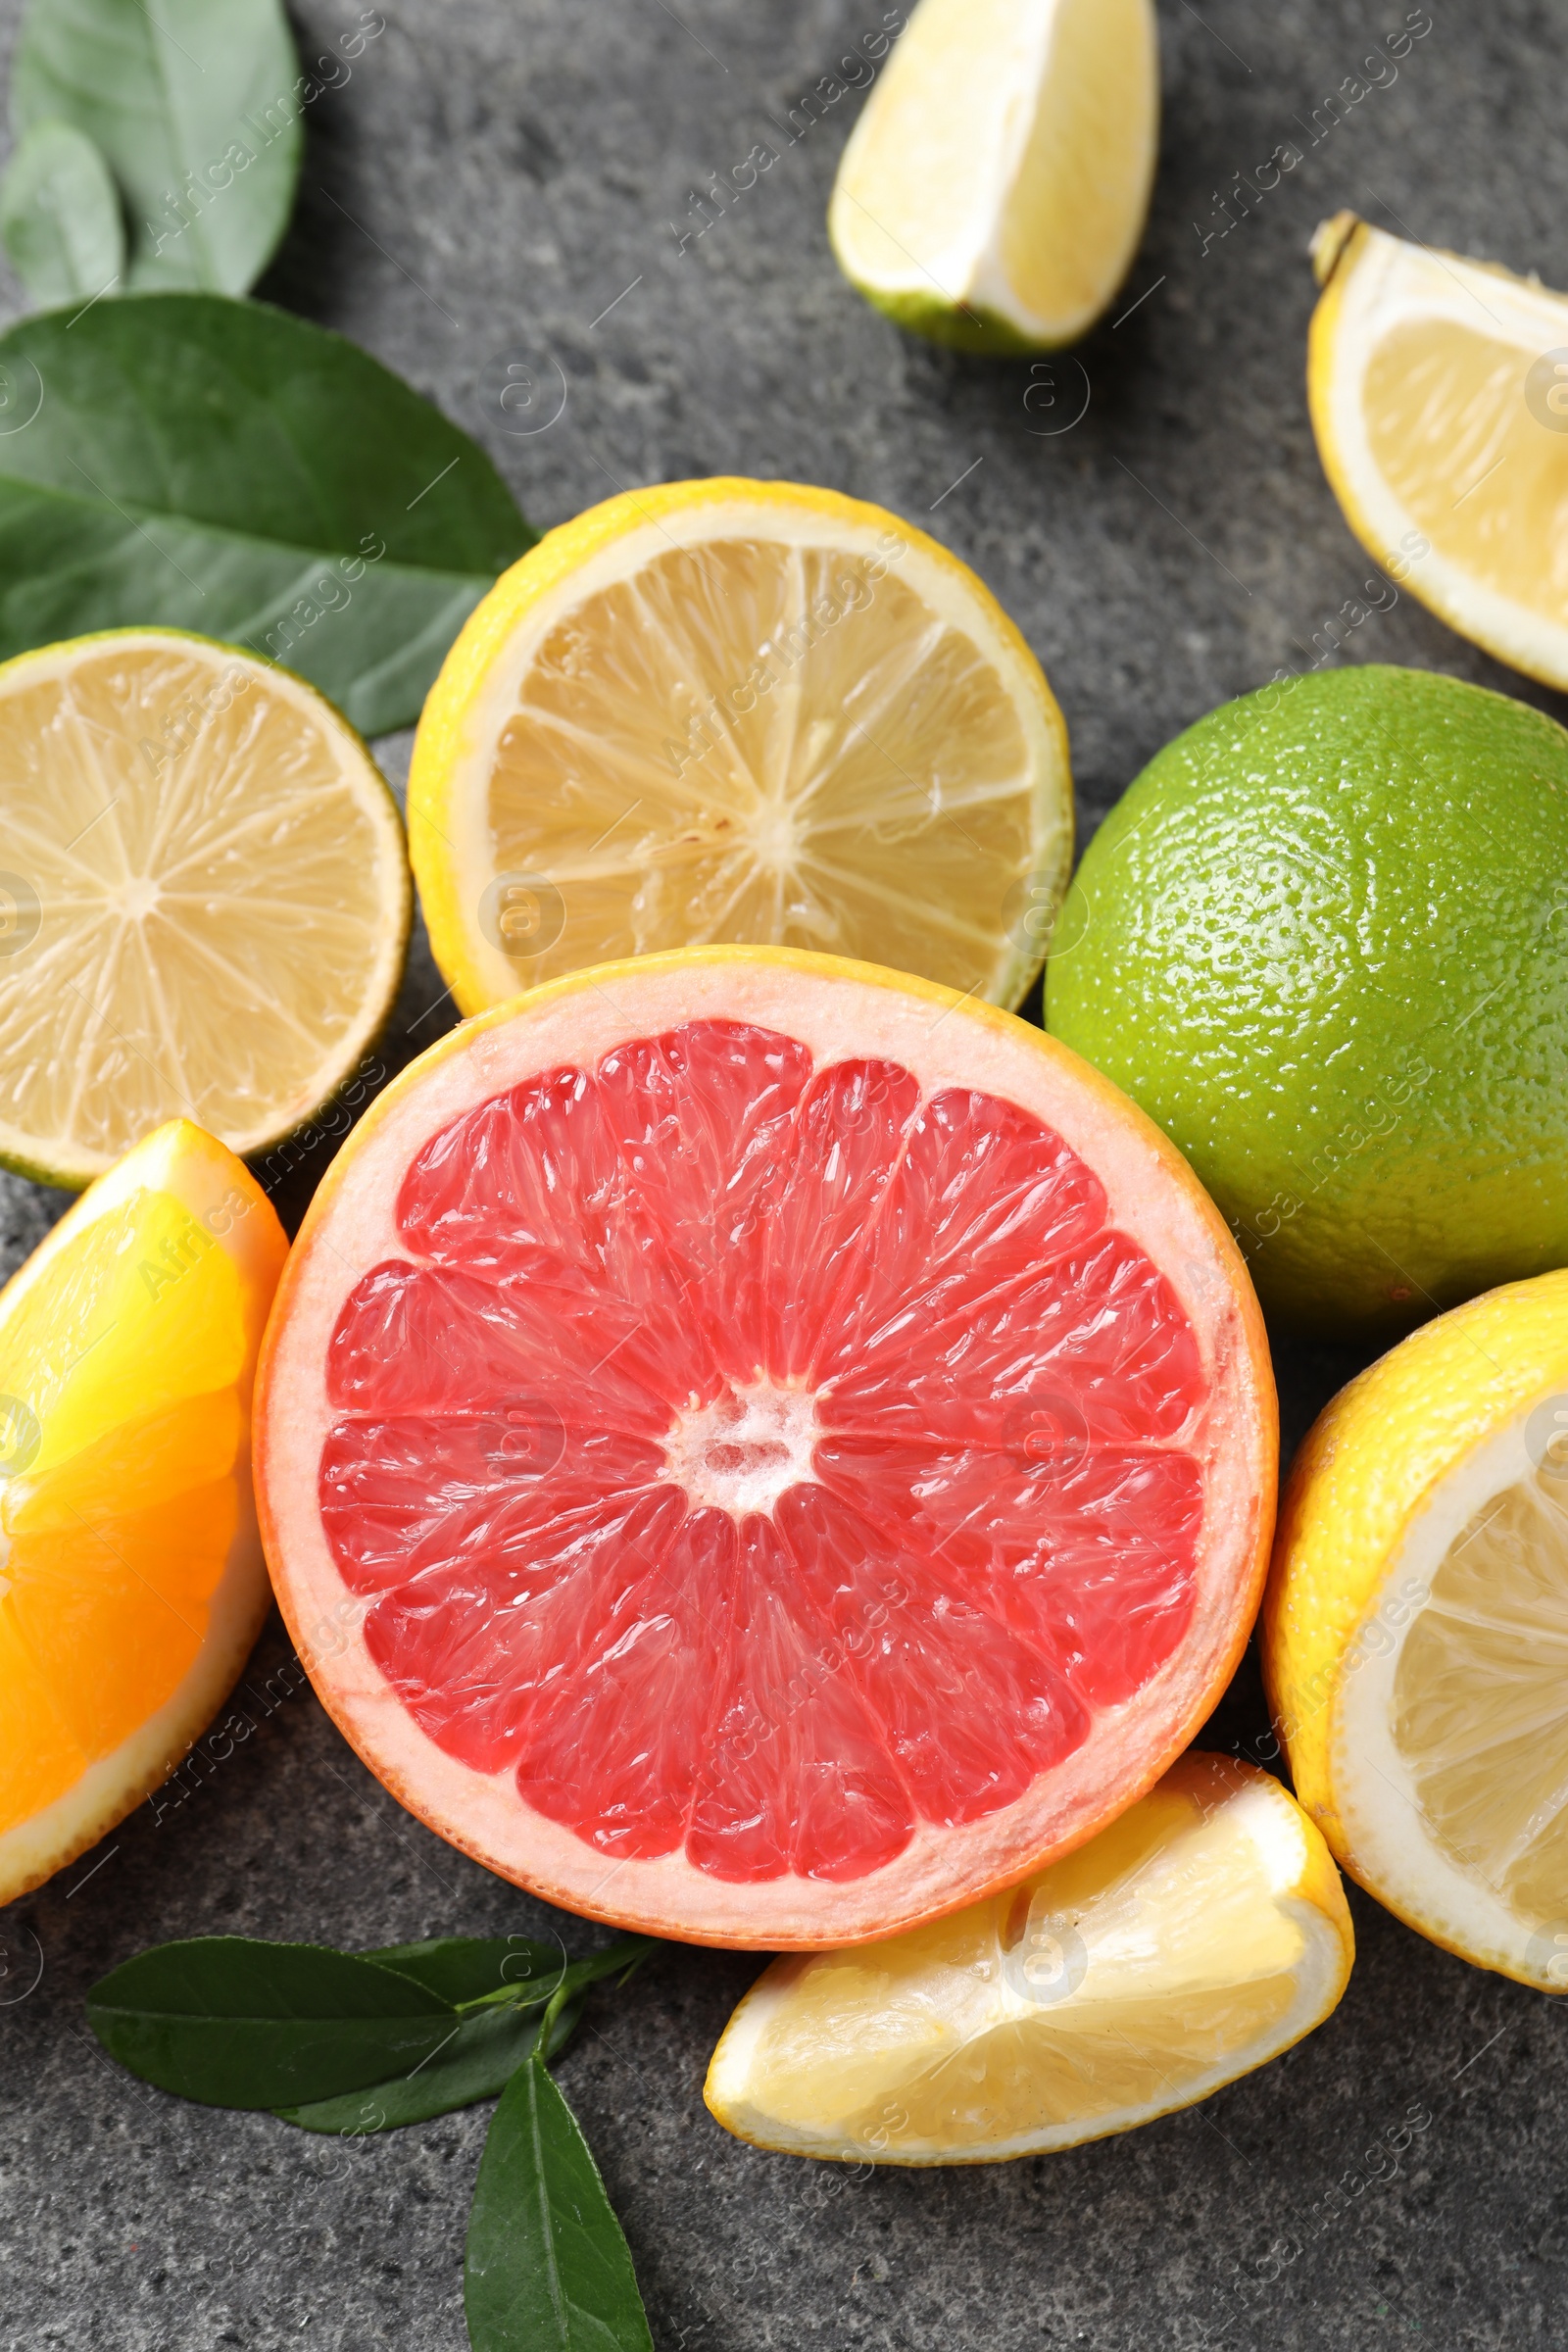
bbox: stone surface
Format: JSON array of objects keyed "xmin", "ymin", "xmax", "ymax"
[{"xmin": 1, "ymin": 2, "xmax": 1565, "ymax": 2346}]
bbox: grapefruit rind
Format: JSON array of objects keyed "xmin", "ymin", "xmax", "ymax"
[{"xmin": 257, "ymin": 949, "xmax": 1275, "ymax": 1947}]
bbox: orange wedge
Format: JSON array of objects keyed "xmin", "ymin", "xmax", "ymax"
[{"xmin": 0, "ymin": 1119, "xmax": 286, "ymax": 1900}]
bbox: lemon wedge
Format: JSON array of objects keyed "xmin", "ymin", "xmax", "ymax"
[
  {"xmin": 0, "ymin": 1119, "xmax": 286, "ymax": 1902},
  {"xmin": 704, "ymin": 1754, "xmax": 1351, "ymax": 2163},
  {"xmin": 1266, "ymin": 1267, "xmax": 1568, "ymax": 1992},
  {"xmin": 409, "ymin": 477, "xmax": 1072, "ymax": 1013},
  {"xmin": 1308, "ymin": 212, "xmax": 1568, "ymax": 692},
  {"xmin": 827, "ymin": 0, "xmax": 1159, "ymax": 352},
  {"xmin": 0, "ymin": 628, "xmax": 409, "ymax": 1188}
]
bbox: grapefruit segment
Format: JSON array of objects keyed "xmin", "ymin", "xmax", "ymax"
[
  {"xmin": 256, "ymin": 949, "xmax": 1276, "ymax": 1946},
  {"xmin": 688, "ymin": 1508, "xmax": 914, "ymax": 1885},
  {"xmin": 816, "ymin": 1085, "xmax": 1109, "ymax": 1374},
  {"xmin": 760, "ymin": 1058, "xmax": 922, "ymax": 1382},
  {"xmin": 825, "ymin": 1232, "xmax": 1203, "ymax": 1441},
  {"xmin": 817, "ymin": 1441, "xmax": 1202, "ymax": 1710}
]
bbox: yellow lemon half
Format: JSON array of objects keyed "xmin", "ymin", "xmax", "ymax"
[
  {"xmin": 704, "ymin": 1753, "xmax": 1350, "ymax": 2163},
  {"xmin": 408, "ymin": 478, "xmax": 1072, "ymax": 1016},
  {"xmin": 1265, "ymin": 1269, "xmax": 1568, "ymax": 1991}
]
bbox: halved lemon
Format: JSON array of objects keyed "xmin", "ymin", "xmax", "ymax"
[
  {"xmin": 1265, "ymin": 1268, "xmax": 1568, "ymax": 1992},
  {"xmin": 0, "ymin": 628, "xmax": 410, "ymax": 1188},
  {"xmin": 704, "ymin": 1753, "xmax": 1350, "ymax": 2161},
  {"xmin": 1308, "ymin": 212, "xmax": 1568, "ymax": 692},
  {"xmin": 0, "ymin": 1119, "xmax": 286, "ymax": 1903},
  {"xmin": 408, "ymin": 478, "xmax": 1072, "ymax": 1015},
  {"xmin": 827, "ymin": 0, "xmax": 1159, "ymax": 353}
]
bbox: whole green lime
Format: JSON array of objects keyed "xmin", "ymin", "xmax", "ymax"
[{"xmin": 1046, "ymin": 664, "xmax": 1568, "ymax": 1336}]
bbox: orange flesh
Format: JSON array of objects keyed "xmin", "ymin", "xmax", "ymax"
[{"xmin": 0, "ymin": 1189, "xmax": 245, "ymax": 1831}]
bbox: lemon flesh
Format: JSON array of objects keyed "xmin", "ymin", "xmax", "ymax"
[
  {"xmin": 1309, "ymin": 213, "xmax": 1568, "ymax": 692},
  {"xmin": 1334, "ymin": 1403, "xmax": 1568, "ymax": 1978},
  {"xmin": 0, "ymin": 1118, "xmax": 286, "ymax": 1901},
  {"xmin": 409, "ymin": 479, "xmax": 1072, "ymax": 1015},
  {"xmin": 0, "ymin": 629, "xmax": 410, "ymax": 1187},
  {"xmin": 828, "ymin": 0, "xmax": 1159, "ymax": 352},
  {"xmin": 1396, "ymin": 1469, "xmax": 1568, "ymax": 1926},
  {"xmin": 704, "ymin": 1755, "xmax": 1351, "ymax": 2164},
  {"xmin": 1266, "ymin": 1267, "xmax": 1568, "ymax": 1990}
]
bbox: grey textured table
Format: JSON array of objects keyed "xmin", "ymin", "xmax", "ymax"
[{"xmin": 2, "ymin": 3, "xmax": 1564, "ymax": 2345}]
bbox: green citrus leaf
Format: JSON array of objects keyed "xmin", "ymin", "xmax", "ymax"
[
  {"xmin": 547, "ymin": 1940, "xmax": 656, "ymax": 2001},
  {"xmin": 0, "ymin": 117, "xmax": 124, "ymax": 307},
  {"xmin": 363, "ymin": 1936, "xmax": 569, "ymax": 2008},
  {"xmin": 86, "ymin": 1936, "xmax": 462, "ymax": 2109},
  {"xmin": 273, "ymin": 1939, "xmax": 652, "ymax": 2130},
  {"xmin": 12, "ymin": 0, "xmax": 302, "ymax": 293},
  {"xmin": 465, "ymin": 2046, "xmax": 655, "ymax": 2352},
  {"xmin": 0, "ymin": 292, "xmax": 533, "ymax": 733},
  {"xmin": 274, "ymin": 1992, "xmax": 586, "ymax": 2135}
]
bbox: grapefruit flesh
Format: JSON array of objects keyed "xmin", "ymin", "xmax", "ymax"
[{"xmin": 257, "ymin": 951, "xmax": 1275, "ymax": 1946}]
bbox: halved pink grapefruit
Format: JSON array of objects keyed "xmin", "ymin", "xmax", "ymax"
[{"xmin": 255, "ymin": 949, "xmax": 1276, "ymax": 1947}]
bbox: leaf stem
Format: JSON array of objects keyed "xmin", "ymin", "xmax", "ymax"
[
  {"xmin": 538, "ymin": 1976, "xmax": 574, "ymax": 2053},
  {"xmin": 454, "ymin": 1936, "xmax": 655, "ymax": 2021}
]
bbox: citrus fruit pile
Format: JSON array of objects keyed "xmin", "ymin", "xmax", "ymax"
[
  {"xmin": 255, "ymin": 949, "xmax": 1275, "ymax": 1947},
  {"xmin": 7, "ymin": 0, "xmax": 1568, "ymax": 2201}
]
